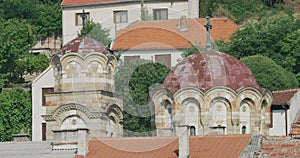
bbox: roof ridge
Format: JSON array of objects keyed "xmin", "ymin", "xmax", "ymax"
[{"xmin": 272, "ymin": 88, "xmax": 300, "ymax": 93}]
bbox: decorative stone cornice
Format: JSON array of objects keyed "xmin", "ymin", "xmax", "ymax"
[{"xmin": 42, "ymin": 103, "xmax": 106, "ymax": 121}]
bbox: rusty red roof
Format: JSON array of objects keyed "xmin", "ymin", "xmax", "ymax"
[
  {"xmin": 58, "ymin": 37, "xmax": 108, "ymax": 57},
  {"xmin": 112, "ymin": 18, "xmax": 240, "ymax": 50},
  {"xmin": 272, "ymin": 89, "xmax": 299, "ymax": 105},
  {"xmin": 163, "ymin": 51, "xmax": 260, "ymax": 93},
  {"xmin": 77, "ymin": 135, "xmax": 251, "ymax": 158}
]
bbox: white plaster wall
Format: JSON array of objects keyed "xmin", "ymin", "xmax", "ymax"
[
  {"xmin": 288, "ymin": 90, "xmax": 300, "ymax": 132},
  {"xmin": 62, "ymin": 1, "xmax": 189, "ymax": 44},
  {"xmin": 32, "ymin": 66, "xmax": 55, "ymax": 141},
  {"xmin": 269, "ymin": 109, "xmax": 286, "ymax": 136},
  {"xmin": 118, "ymin": 49, "xmax": 183, "ymax": 67}
]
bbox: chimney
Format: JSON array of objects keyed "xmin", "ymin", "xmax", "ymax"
[
  {"xmin": 12, "ymin": 134, "xmax": 30, "ymax": 142},
  {"xmin": 176, "ymin": 125, "xmax": 190, "ymax": 158},
  {"xmin": 77, "ymin": 128, "xmax": 89, "ymax": 156},
  {"xmin": 178, "ymin": 16, "xmax": 188, "ymax": 32}
]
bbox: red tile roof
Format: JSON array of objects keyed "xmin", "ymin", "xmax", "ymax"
[
  {"xmin": 260, "ymin": 136, "xmax": 300, "ymax": 157},
  {"xmin": 61, "ymin": 0, "xmax": 117, "ymax": 6},
  {"xmin": 79, "ymin": 135, "xmax": 251, "ymax": 158},
  {"xmin": 272, "ymin": 89, "xmax": 299, "ymax": 105},
  {"xmin": 112, "ymin": 18, "xmax": 240, "ymax": 50}
]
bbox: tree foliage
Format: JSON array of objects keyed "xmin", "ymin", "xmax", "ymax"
[
  {"xmin": 0, "ymin": 19, "xmax": 36, "ymax": 87},
  {"xmin": 227, "ymin": 14, "xmax": 300, "ymax": 76},
  {"xmin": 78, "ymin": 21, "xmax": 111, "ymax": 47},
  {"xmin": 241, "ymin": 55, "xmax": 298, "ymax": 91},
  {"xmin": 0, "ymin": 88, "xmax": 32, "ymax": 141},
  {"xmin": 115, "ymin": 60, "xmax": 170, "ymax": 136},
  {"xmin": 0, "ymin": 0, "xmax": 62, "ymax": 37}
]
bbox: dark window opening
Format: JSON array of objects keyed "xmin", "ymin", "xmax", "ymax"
[
  {"xmin": 242, "ymin": 126, "xmax": 246, "ymax": 134},
  {"xmin": 190, "ymin": 126, "xmax": 196, "ymax": 136},
  {"xmin": 42, "ymin": 87, "xmax": 54, "ymax": 106},
  {"xmin": 42, "ymin": 123, "xmax": 46, "ymax": 141},
  {"xmin": 113, "ymin": 10, "xmax": 128, "ymax": 23}
]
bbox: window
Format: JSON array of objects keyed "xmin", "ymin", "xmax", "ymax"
[
  {"xmin": 113, "ymin": 10, "xmax": 128, "ymax": 23},
  {"xmin": 242, "ymin": 126, "xmax": 246, "ymax": 134},
  {"xmin": 190, "ymin": 126, "xmax": 196, "ymax": 136},
  {"xmin": 75, "ymin": 12, "xmax": 90, "ymax": 26},
  {"xmin": 42, "ymin": 123, "xmax": 46, "ymax": 141},
  {"xmin": 153, "ymin": 9, "xmax": 168, "ymax": 20},
  {"xmin": 42, "ymin": 87, "xmax": 54, "ymax": 106},
  {"xmin": 124, "ymin": 55, "xmax": 140, "ymax": 64},
  {"xmin": 155, "ymin": 54, "xmax": 171, "ymax": 67}
]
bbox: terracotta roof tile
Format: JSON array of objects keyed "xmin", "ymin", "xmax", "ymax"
[
  {"xmin": 112, "ymin": 18, "xmax": 240, "ymax": 50},
  {"xmin": 81, "ymin": 135, "xmax": 251, "ymax": 158},
  {"xmin": 260, "ymin": 136, "xmax": 300, "ymax": 157},
  {"xmin": 61, "ymin": 0, "xmax": 117, "ymax": 6},
  {"xmin": 272, "ymin": 89, "xmax": 299, "ymax": 105}
]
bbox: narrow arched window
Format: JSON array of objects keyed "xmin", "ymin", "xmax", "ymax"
[
  {"xmin": 242, "ymin": 126, "xmax": 246, "ymax": 134},
  {"xmin": 190, "ymin": 126, "xmax": 196, "ymax": 136}
]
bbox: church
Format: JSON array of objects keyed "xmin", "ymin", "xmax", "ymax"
[{"xmin": 29, "ymin": 16, "xmax": 277, "ymax": 157}]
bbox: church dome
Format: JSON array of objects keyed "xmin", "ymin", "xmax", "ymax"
[
  {"xmin": 58, "ymin": 37, "xmax": 109, "ymax": 57},
  {"xmin": 163, "ymin": 51, "xmax": 260, "ymax": 93}
]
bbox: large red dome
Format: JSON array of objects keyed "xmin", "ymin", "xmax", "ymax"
[
  {"xmin": 58, "ymin": 37, "xmax": 108, "ymax": 57},
  {"xmin": 163, "ymin": 51, "xmax": 260, "ymax": 93}
]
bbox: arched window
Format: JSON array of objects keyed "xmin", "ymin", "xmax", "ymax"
[
  {"xmin": 242, "ymin": 126, "xmax": 246, "ymax": 134},
  {"xmin": 190, "ymin": 126, "xmax": 196, "ymax": 136}
]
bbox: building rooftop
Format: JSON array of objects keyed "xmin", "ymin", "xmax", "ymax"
[
  {"xmin": 77, "ymin": 135, "xmax": 251, "ymax": 158},
  {"xmin": 272, "ymin": 89, "xmax": 299, "ymax": 105},
  {"xmin": 163, "ymin": 51, "xmax": 260, "ymax": 93},
  {"xmin": 112, "ymin": 18, "xmax": 240, "ymax": 51}
]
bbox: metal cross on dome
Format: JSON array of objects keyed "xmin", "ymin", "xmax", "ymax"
[
  {"xmin": 204, "ymin": 16, "xmax": 212, "ymax": 51},
  {"xmin": 80, "ymin": 9, "xmax": 87, "ymax": 36}
]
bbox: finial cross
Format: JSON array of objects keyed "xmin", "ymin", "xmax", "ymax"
[
  {"xmin": 204, "ymin": 16, "xmax": 212, "ymax": 50},
  {"xmin": 80, "ymin": 9, "xmax": 87, "ymax": 36}
]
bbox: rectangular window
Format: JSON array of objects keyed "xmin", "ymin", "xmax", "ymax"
[
  {"xmin": 42, "ymin": 87, "xmax": 54, "ymax": 106},
  {"xmin": 155, "ymin": 54, "xmax": 171, "ymax": 67},
  {"xmin": 75, "ymin": 12, "xmax": 90, "ymax": 26},
  {"xmin": 124, "ymin": 55, "xmax": 140, "ymax": 64},
  {"xmin": 113, "ymin": 10, "xmax": 128, "ymax": 23},
  {"xmin": 153, "ymin": 9, "xmax": 168, "ymax": 20},
  {"xmin": 42, "ymin": 123, "xmax": 46, "ymax": 141}
]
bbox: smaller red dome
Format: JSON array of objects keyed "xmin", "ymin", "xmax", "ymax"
[
  {"xmin": 59, "ymin": 37, "xmax": 108, "ymax": 57},
  {"xmin": 163, "ymin": 51, "xmax": 260, "ymax": 93}
]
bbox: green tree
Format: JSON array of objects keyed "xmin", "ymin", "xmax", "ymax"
[
  {"xmin": 0, "ymin": 88, "xmax": 32, "ymax": 141},
  {"xmin": 115, "ymin": 60, "xmax": 170, "ymax": 136},
  {"xmin": 241, "ymin": 55, "xmax": 298, "ymax": 91},
  {"xmin": 229, "ymin": 14, "xmax": 299, "ymax": 71},
  {"xmin": 78, "ymin": 21, "xmax": 111, "ymax": 47},
  {"xmin": 0, "ymin": 19, "xmax": 36, "ymax": 87}
]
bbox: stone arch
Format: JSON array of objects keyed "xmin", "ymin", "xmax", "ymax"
[
  {"xmin": 60, "ymin": 53, "xmax": 85, "ymax": 69},
  {"xmin": 86, "ymin": 61, "xmax": 104, "ymax": 74},
  {"xmin": 208, "ymin": 97, "xmax": 232, "ymax": 134},
  {"xmin": 239, "ymin": 99, "xmax": 253, "ymax": 134},
  {"xmin": 173, "ymin": 87, "xmax": 204, "ymax": 110},
  {"xmin": 156, "ymin": 99, "xmax": 173, "ymax": 129},
  {"xmin": 84, "ymin": 53, "xmax": 108, "ymax": 70},
  {"xmin": 205, "ymin": 86, "xmax": 236, "ymax": 110},
  {"xmin": 237, "ymin": 87, "xmax": 262, "ymax": 110},
  {"xmin": 105, "ymin": 104, "xmax": 123, "ymax": 137},
  {"xmin": 50, "ymin": 54, "xmax": 62, "ymax": 77},
  {"xmin": 181, "ymin": 98, "xmax": 202, "ymax": 135},
  {"xmin": 61, "ymin": 115, "xmax": 87, "ymax": 130},
  {"xmin": 106, "ymin": 104, "xmax": 123, "ymax": 124}
]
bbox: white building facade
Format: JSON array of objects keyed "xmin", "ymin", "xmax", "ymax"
[{"xmin": 61, "ymin": 0, "xmax": 199, "ymax": 45}]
